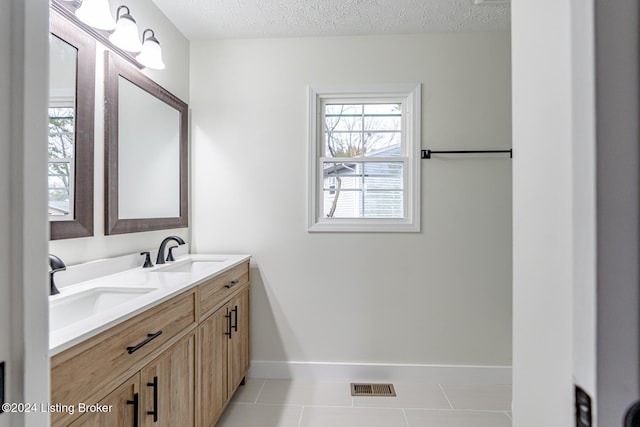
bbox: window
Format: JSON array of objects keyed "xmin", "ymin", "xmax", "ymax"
[
  {"xmin": 308, "ymin": 84, "xmax": 421, "ymax": 232},
  {"xmin": 48, "ymin": 106, "xmax": 75, "ymax": 220}
]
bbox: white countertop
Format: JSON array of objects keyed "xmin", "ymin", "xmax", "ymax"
[{"xmin": 49, "ymin": 253, "xmax": 251, "ymax": 356}]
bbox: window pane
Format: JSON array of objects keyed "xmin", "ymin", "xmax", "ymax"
[
  {"xmin": 323, "ymin": 103, "xmax": 403, "ymax": 159},
  {"xmin": 48, "ymin": 163, "xmax": 71, "ymax": 186},
  {"xmin": 324, "ymin": 132, "xmax": 363, "ymax": 157},
  {"xmin": 322, "ymin": 161, "xmax": 404, "ymax": 219},
  {"xmin": 364, "ymin": 132, "xmax": 401, "ymax": 156},
  {"xmin": 48, "ymin": 189, "xmax": 70, "ymax": 216},
  {"xmin": 364, "ymin": 191, "xmax": 404, "ymax": 218},
  {"xmin": 363, "ymin": 104, "xmax": 401, "ymax": 115},
  {"xmin": 364, "ymin": 115, "xmax": 401, "ymax": 132},
  {"xmin": 48, "ymin": 160, "xmax": 73, "ymax": 218},
  {"xmin": 323, "ymin": 189, "xmax": 363, "ymax": 218},
  {"xmin": 325, "ymin": 114, "xmax": 362, "ymax": 132},
  {"xmin": 363, "ymin": 162, "xmax": 403, "ymax": 190},
  {"xmin": 323, "ymin": 162, "xmax": 362, "ymax": 189},
  {"xmin": 326, "ymin": 104, "xmax": 362, "ymax": 115},
  {"xmin": 48, "ymin": 107, "xmax": 75, "ymax": 159}
]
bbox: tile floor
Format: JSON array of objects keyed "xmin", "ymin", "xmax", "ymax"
[{"xmin": 216, "ymin": 378, "xmax": 512, "ymax": 427}]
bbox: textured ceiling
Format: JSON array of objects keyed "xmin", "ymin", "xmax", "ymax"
[{"xmin": 151, "ymin": 0, "xmax": 510, "ymax": 40}]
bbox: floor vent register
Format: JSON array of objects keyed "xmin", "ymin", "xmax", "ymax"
[{"xmin": 350, "ymin": 383, "xmax": 396, "ymax": 397}]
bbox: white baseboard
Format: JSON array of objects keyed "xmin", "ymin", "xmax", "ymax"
[{"xmin": 248, "ymin": 361, "xmax": 512, "ymax": 384}]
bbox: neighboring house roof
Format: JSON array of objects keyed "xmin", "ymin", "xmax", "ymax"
[
  {"xmin": 48, "ymin": 201, "xmax": 69, "ymax": 215},
  {"xmin": 323, "ymin": 144, "xmax": 401, "ymax": 175}
]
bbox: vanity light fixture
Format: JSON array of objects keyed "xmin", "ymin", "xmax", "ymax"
[
  {"xmin": 75, "ymin": 0, "xmax": 116, "ymax": 31},
  {"xmin": 109, "ymin": 6, "xmax": 142, "ymax": 53},
  {"xmin": 137, "ymin": 29, "xmax": 165, "ymax": 70}
]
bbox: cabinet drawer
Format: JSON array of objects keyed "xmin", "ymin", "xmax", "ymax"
[
  {"xmin": 199, "ymin": 261, "xmax": 249, "ymax": 320},
  {"xmin": 51, "ymin": 289, "xmax": 196, "ymax": 427}
]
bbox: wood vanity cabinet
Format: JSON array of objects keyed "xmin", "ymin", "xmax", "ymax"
[
  {"xmin": 140, "ymin": 332, "xmax": 196, "ymax": 426},
  {"xmin": 228, "ymin": 288, "xmax": 250, "ymax": 394},
  {"xmin": 68, "ymin": 374, "xmax": 140, "ymax": 427},
  {"xmin": 50, "ymin": 260, "xmax": 250, "ymax": 427},
  {"xmin": 199, "ymin": 306, "xmax": 230, "ymax": 424},
  {"xmin": 51, "ymin": 289, "xmax": 197, "ymax": 426},
  {"xmin": 198, "ymin": 262, "xmax": 251, "ymax": 427},
  {"xmin": 65, "ymin": 332, "xmax": 196, "ymax": 427}
]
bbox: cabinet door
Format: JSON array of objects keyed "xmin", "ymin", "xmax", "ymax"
[
  {"xmin": 228, "ymin": 287, "xmax": 250, "ymax": 394},
  {"xmin": 140, "ymin": 332, "xmax": 196, "ymax": 427},
  {"xmin": 199, "ymin": 305, "xmax": 230, "ymax": 427},
  {"xmin": 68, "ymin": 373, "xmax": 140, "ymax": 427}
]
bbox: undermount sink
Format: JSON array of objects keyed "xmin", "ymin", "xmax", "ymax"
[
  {"xmin": 153, "ymin": 258, "xmax": 227, "ymax": 273},
  {"xmin": 50, "ymin": 287, "xmax": 157, "ymax": 331}
]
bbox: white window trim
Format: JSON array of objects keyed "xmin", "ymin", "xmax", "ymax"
[{"xmin": 308, "ymin": 84, "xmax": 421, "ymax": 232}]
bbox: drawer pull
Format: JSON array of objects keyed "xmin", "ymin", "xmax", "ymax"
[
  {"xmin": 126, "ymin": 392, "xmax": 139, "ymax": 427},
  {"xmin": 127, "ymin": 331, "xmax": 163, "ymax": 354},
  {"xmin": 147, "ymin": 376, "xmax": 158, "ymax": 422},
  {"xmin": 231, "ymin": 306, "xmax": 239, "ymax": 332},
  {"xmin": 225, "ymin": 312, "xmax": 232, "ymax": 339},
  {"xmin": 224, "ymin": 279, "xmax": 240, "ymax": 289}
]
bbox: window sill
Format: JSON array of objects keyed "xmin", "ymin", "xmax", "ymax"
[{"xmin": 308, "ymin": 219, "xmax": 420, "ymax": 233}]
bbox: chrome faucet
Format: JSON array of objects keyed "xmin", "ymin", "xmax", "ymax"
[
  {"xmin": 156, "ymin": 236, "xmax": 185, "ymax": 265},
  {"xmin": 48, "ymin": 254, "xmax": 66, "ymax": 295}
]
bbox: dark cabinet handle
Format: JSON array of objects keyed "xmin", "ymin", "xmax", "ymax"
[
  {"xmin": 147, "ymin": 376, "xmax": 158, "ymax": 422},
  {"xmin": 126, "ymin": 392, "xmax": 139, "ymax": 427},
  {"xmin": 224, "ymin": 279, "xmax": 240, "ymax": 289},
  {"xmin": 225, "ymin": 312, "xmax": 232, "ymax": 339},
  {"xmin": 231, "ymin": 306, "xmax": 238, "ymax": 332},
  {"xmin": 127, "ymin": 331, "xmax": 163, "ymax": 354}
]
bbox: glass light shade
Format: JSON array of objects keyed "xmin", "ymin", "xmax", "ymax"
[
  {"xmin": 137, "ymin": 32, "xmax": 165, "ymax": 70},
  {"xmin": 75, "ymin": 0, "xmax": 116, "ymax": 31},
  {"xmin": 109, "ymin": 14, "xmax": 142, "ymax": 52}
]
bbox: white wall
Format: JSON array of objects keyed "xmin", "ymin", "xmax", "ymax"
[
  {"xmin": 190, "ymin": 33, "xmax": 512, "ymax": 370},
  {"xmin": 48, "ymin": 0, "xmax": 191, "ymax": 266},
  {"xmin": 0, "ymin": 4, "xmax": 11, "ymax": 424},
  {"xmin": 3, "ymin": 0, "xmax": 50, "ymax": 425},
  {"xmin": 512, "ymin": 0, "xmax": 597, "ymax": 425}
]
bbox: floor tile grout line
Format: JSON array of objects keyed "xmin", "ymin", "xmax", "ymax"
[
  {"xmin": 232, "ymin": 402, "xmax": 305, "ymax": 407},
  {"xmin": 254, "ymin": 378, "xmax": 268, "ymax": 404},
  {"xmin": 401, "ymin": 408, "xmax": 410, "ymax": 427},
  {"xmin": 397, "ymin": 407, "xmax": 512, "ymax": 413},
  {"xmin": 438, "ymin": 384, "xmax": 454, "ymax": 409}
]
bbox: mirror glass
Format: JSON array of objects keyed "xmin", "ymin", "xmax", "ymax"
[
  {"xmin": 118, "ymin": 76, "xmax": 181, "ymax": 219},
  {"xmin": 105, "ymin": 52, "xmax": 188, "ymax": 235},
  {"xmin": 48, "ymin": 11, "xmax": 95, "ymax": 240},
  {"xmin": 48, "ymin": 35, "xmax": 77, "ymax": 219}
]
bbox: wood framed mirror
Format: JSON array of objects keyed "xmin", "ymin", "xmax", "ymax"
[
  {"xmin": 104, "ymin": 52, "xmax": 188, "ymax": 235},
  {"xmin": 49, "ymin": 11, "xmax": 95, "ymax": 240}
]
